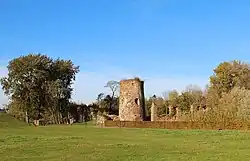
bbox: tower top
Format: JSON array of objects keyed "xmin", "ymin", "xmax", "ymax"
[{"xmin": 120, "ymin": 77, "xmax": 143, "ymax": 83}]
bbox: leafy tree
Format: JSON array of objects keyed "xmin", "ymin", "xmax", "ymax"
[
  {"xmin": 49, "ymin": 58, "xmax": 79, "ymax": 121},
  {"xmin": 104, "ymin": 80, "xmax": 119, "ymax": 114},
  {"xmin": 163, "ymin": 90, "xmax": 179, "ymax": 107},
  {"xmin": 88, "ymin": 103, "xmax": 99, "ymax": 120},
  {"xmin": 206, "ymin": 85, "xmax": 220, "ymax": 110},
  {"xmin": 178, "ymin": 85, "xmax": 204, "ymax": 111},
  {"xmin": 68, "ymin": 103, "xmax": 90, "ymax": 123},
  {"xmin": 145, "ymin": 95, "xmax": 167, "ymax": 117},
  {"xmin": 209, "ymin": 60, "xmax": 249, "ymax": 97},
  {"xmin": 155, "ymin": 96, "xmax": 167, "ymax": 116},
  {"xmin": 5, "ymin": 99, "xmax": 26, "ymax": 121},
  {"xmin": 1, "ymin": 54, "xmax": 52, "ymax": 120},
  {"xmin": 96, "ymin": 94, "xmax": 119, "ymax": 115},
  {"xmin": 0, "ymin": 53, "xmax": 79, "ymax": 123},
  {"xmin": 206, "ymin": 60, "xmax": 249, "ymax": 111}
]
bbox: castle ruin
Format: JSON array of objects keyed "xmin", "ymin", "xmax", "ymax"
[
  {"xmin": 118, "ymin": 77, "xmax": 183, "ymax": 122},
  {"xmin": 118, "ymin": 78, "xmax": 146, "ymax": 121}
]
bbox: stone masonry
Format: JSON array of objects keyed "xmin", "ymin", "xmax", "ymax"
[
  {"xmin": 151, "ymin": 101, "xmax": 157, "ymax": 121},
  {"xmin": 119, "ymin": 78, "xmax": 146, "ymax": 121}
]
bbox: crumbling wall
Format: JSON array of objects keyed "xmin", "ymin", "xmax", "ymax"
[{"xmin": 119, "ymin": 78, "xmax": 146, "ymax": 121}]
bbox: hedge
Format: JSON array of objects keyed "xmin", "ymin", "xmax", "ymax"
[{"xmin": 104, "ymin": 120, "xmax": 250, "ymax": 130}]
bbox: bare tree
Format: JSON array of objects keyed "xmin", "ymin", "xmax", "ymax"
[{"xmin": 104, "ymin": 81, "xmax": 120, "ymax": 114}]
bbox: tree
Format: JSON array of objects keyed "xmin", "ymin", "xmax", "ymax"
[
  {"xmin": 96, "ymin": 94, "xmax": 119, "ymax": 115},
  {"xmin": 5, "ymin": 99, "xmax": 26, "ymax": 121},
  {"xmin": 179, "ymin": 84, "xmax": 204, "ymax": 111},
  {"xmin": 206, "ymin": 85, "xmax": 220, "ymax": 110},
  {"xmin": 88, "ymin": 103, "xmax": 99, "ymax": 120},
  {"xmin": 164, "ymin": 90, "xmax": 179, "ymax": 107},
  {"xmin": 97, "ymin": 93, "xmax": 104, "ymax": 104},
  {"xmin": 206, "ymin": 60, "xmax": 249, "ymax": 111},
  {"xmin": 145, "ymin": 95, "xmax": 167, "ymax": 117},
  {"xmin": 105, "ymin": 81, "xmax": 119, "ymax": 98},
  {"xmin": 1, "ymin": 54, "xmax": 53, "ymax": 120},
  {"xmin": 154, "ymin": 96, "xmax": 167, "ymax": 116},
  {"xmin": 49, "ymin": 58, "xmax": 79, "ymax": 121},
  {"xmin": 0, "ymin": 53, "xmax": 79, "ymax": 123},
  {"xmin": 209, "ymin": 60, "xmax": 250, "ymax": 97},
  {"xmin": 104, "ymin": 80, "xmax": 119, "ymax": 114}
]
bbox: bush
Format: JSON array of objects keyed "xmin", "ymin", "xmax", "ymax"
[
  {"xmin": 184, "ymin": 87, "xmax": 250, "ymax": 124},
  {"xmin": 218, "ymin": 87, "xmax": 250, "ymax": 121}
]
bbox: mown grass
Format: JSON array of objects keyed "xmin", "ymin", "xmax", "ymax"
[{"xmin": 1, "ymin": 112, "xmax": 250, "ymax": 161}]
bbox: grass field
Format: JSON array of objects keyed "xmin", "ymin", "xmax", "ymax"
[{"xmin": 1, "ymin": 113, "xmax": 250, "ymax": 161}]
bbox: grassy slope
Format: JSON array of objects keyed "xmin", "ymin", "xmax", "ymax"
[
  {"xmin": 0, "ymin": 112, "xmax": 27, "ymax": 128},
  {"xmin": 1, "ymin": 113, "xmax": 250, "ymax": 161}
]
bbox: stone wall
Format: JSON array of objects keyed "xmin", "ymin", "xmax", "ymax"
[{"xmin": 119, "ymin": 78, "xmax": 146, "ymax": 121}]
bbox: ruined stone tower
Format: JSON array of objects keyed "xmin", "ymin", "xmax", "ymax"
[{"xmin": 119, "ymin": 78, "xmax": 146, "ymax": 121}]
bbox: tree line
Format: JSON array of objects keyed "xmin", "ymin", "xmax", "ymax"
[
  {"xmin": 1, "ymin": 54, "xmax": 249, "ymax": 124},
  {"xmin": 145, "ymin": 60, "xmax": 250, "ymax": 122}
]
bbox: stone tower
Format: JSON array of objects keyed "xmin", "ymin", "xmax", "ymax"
[{"xmin": 119, "ymin": 78, "xmax": 146, "ymax": 121}]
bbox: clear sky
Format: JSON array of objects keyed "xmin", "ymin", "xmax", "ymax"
[{"xmin": 0, "ymin": 0, "xmax": 250, "ymax": 104}]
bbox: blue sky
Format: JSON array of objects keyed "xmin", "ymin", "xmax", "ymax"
[{"xmin": 0, "ymin": 0, "xmax": 250, "ymax": 104}]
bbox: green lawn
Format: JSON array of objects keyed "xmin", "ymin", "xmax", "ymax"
[{"xmin": 1, "ymin": 113, "xmax": 250, "ymax": 161}]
